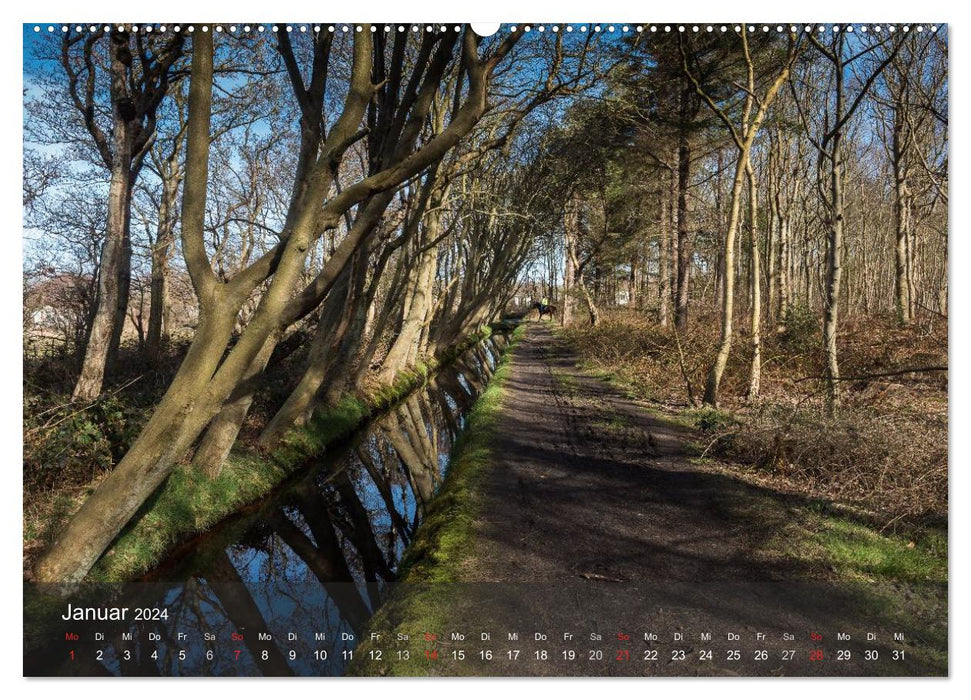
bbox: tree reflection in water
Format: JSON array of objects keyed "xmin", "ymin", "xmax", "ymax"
[{"xmin": 38, "ymin": 336, "xmax": 507, "ymax": 676}]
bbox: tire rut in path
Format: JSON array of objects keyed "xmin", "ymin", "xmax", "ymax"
[{"xmin": 466, "ymin": 322, "xmax": 803, "ymax": 584}]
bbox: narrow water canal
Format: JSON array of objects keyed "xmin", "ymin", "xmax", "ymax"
[{"xmin": 26, "ymin": 332, "xmax": 510, "ymax": 677}]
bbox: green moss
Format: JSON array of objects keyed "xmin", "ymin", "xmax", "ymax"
[
  {"xmin": 801, "ymin": 516, "xmax": 947, "ymax": 585},
  {"xmin": 348, "ymin": 324, "xmax": 524, "ymax": 676},
  {"xmin": 88, "ymin": 450, "xmax": 287, "ymax": 581},
  {"xmin": 398, "ymin": 323, "xmax": 523, "ymax": 583},
  {"xmin": 81, "ymin": 326, "xmax": 508, "ymax": 584}
]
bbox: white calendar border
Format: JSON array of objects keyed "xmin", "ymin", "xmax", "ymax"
[{"xmin": 2, "ymin": 0, "xmax": 963, "ymax": 696}]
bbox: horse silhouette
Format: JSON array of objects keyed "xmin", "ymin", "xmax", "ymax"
[{"xmin": 534, "ymin": 301, "xmax": 557, "ymax": 321}]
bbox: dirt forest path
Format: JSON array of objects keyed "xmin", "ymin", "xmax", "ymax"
[
  {"xmin": 399, "ymin": 321, "xmax": 943, "ymax": 677},
  {"xmin": 359, "ymin": 322, "xmax": 943, "ymax": 676},
  {"xmin": 468, "ymin": 321, "xmax": 801, "ymax": 584}
]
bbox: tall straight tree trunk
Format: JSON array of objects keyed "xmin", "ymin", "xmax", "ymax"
[
  {"xmin": 108, "ymin": 218, "xmax": 133, "ymax": 367},
  {"xmin": 802, "ymin": 221, "xmax": 812, "ymax": 306},
  {"xmin": 893, "ymin": 121, "xmax": 913, "ymax": 326},
  {"xmin": 675, "ymin": 105, "xmax": 692, "ymax": 330},
  {"xmin": 688, "ymin": 28, "xmax": 795, "ymax": 407},
  {"xmin": 703, "ymin": 155, "xmax": 747, "ymax": 406},
  {"xmin": 562, "ymin": 245, "xmax": 574, "ymax": 325},
  {"xmin": 766, "ymin": 141, "xmax": 778, "ymax": 326},
  {"xmin": 562, "ymin": 203, "xmax": 578, "ymax": 326},
  {"xmin": 777, "ymin": 212, "xmax": 791, "ymax": 329},
  {"xmin": 745, "ymin": 161, "xmax": 761, "ymax": 401},
  {"xmin": 575, "ymin": 261, "xmax": 600, "ymax": 326},
  {"xmin": 657, "ymin": 183, "xmax": 670, "ymax": 327},
  {"xmin": 146, "ymin": 164, "xmax": 181, "ymax": 365},
  {"xmin": 548, "ymin": 249, "xmax": 557, "ymax": 302},
  {"xmin": 669, "ymin": 164, "xmax": 680, "ymax": 319},
  {"xmin": 74, "ymin": 175, "xmax": 131, "ymax": 403},
  {"xmin": 907, "ymin": 226, "xmax": 918, "ymax": 318},
  {"xmin": 72, "ymin": 35, "xmax": 136, "ymax": 402},
  {"xmin": 823, "ymin": 137, "xmax": 845, "ymax": 416},
  {"xmin": 714, "ymin": 148, "xmax": 725, "ymax": 313},
  {"xmin": 63, "ymin": 28, "xmax": 183, "ymax": 398}
]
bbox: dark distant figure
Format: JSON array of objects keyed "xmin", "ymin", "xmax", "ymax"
[{"xmin": 534, "ymin": 299, "xmax": 557, "ymax": 321}]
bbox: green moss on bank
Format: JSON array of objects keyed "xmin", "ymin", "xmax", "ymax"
[
  {"xmin": 788, "ymin": 510, "xmax": 947, "ymax": 585},
  {"xmin": 347, "ymin": 324, "xmax": 524, "ymax": 676},
  {"xmin": 396, "ymin": 324, "xmax": 523, "ymax": 583},
  {"xmin": 83, "ymin": 326, "xmax": 502, "ymax": 583}
]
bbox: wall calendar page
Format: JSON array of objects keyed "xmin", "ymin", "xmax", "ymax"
[{"xmin": 20, "ymin": 16, "xmax": 948, "ymax": 680}]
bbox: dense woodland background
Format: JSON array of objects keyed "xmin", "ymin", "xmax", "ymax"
[{"xmin": 22, "ymin": 24, "xmax": 947, "ymax": 583}]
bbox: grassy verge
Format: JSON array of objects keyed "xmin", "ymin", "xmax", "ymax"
[
  {"xmin": 777, "ymin": 502, "xmax": 947, "ymax": 672},
  {"xmin": 347, "ymin": 324, "xmax": 524, "ymax": 676},
  {"xmin": 800, "ymin": 510, "xmax": 946, "ymax": 584},
  {"xmin": 31, "ymin": 326, "xmax": 502, "ymax": 583}
]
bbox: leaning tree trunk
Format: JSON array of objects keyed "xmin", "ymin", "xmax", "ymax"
[
  {"xmin": 36, "ymin": 31, "xmax": 307, "ymax": 583},
  {"xmin": 378, "ymin": 206, "xmax": 441, "ymax": 384},
  {"xmin": 191, "ymin": 333, "xmax": 280, "ymax": 477},
  {"xmin": 37, "ymin": 27, "xmax": 518, "ymax": 585},
  {"xmin": 258, "ymin": 208, "xmax": 393, "ymax": 449},
  {"xmin": 258, "ymin": 300, "xmax": 348, "ymax": 448},
  {"xmin": 317, "ymin": 286, "xmax": 374, "ymax": 407}
]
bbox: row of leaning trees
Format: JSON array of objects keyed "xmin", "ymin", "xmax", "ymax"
[{"xmin": 32, "ymin": 24, "xmax": 609, "ymax": 583}]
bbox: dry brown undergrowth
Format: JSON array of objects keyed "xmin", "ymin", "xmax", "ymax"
[{"xmin": 561, "ymin": 309, "xmax": 947, "ymax": 525}]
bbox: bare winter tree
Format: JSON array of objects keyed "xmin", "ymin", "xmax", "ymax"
[
  {"xmin": 681, "ymin": 29, "xmax": 801, "ymax": 407},
  {"xmin": 50, "ymin": 28, "xmax": 186, "ymax": 401}
]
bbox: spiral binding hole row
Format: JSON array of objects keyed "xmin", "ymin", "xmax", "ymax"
[{"xmin": 32, "ymin": 24, "xmax": 940, "ymax": 35}]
